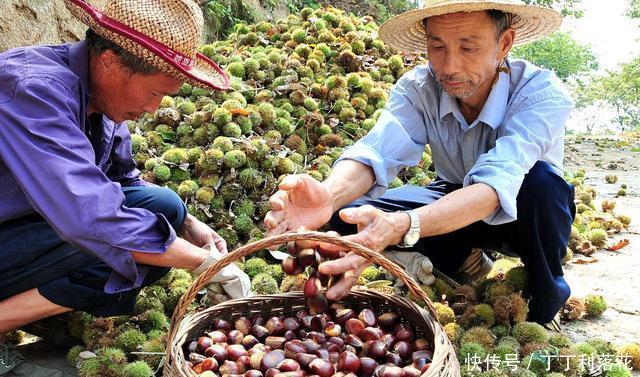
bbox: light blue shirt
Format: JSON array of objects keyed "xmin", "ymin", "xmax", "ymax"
[{"xmin": 337, "ymin": 58, "xmax": 573, "ymax": 225}]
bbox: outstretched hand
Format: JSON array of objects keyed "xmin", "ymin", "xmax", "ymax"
[
  {"xmin": 318, "ymin": 205, "xmax": 409, "ymax": 300},
  {"xmin": 264, "ymin": 174, "xmax": 335, "ymax": 236}
]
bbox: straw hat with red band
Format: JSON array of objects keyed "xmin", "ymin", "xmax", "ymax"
[
  {"xmin": 379, "ymin": 0, "xmax": 563, "ymax": 55},
  {"xmin": 65, "ymin": 0, "xmax": 230, "ymax": 91}
]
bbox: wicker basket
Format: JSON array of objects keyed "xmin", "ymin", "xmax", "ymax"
[{"xmin": 164, "ymin": 231, "xmax": 460, "ymax": 377}]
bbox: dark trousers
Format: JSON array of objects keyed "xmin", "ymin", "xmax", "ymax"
[
  {"xmin": 330, "ymin": 161, "xmax": 576, "ymax": 324},
  {"xmin": 0, "ymin": 186, "xmax": 187, "ymax": 317}
]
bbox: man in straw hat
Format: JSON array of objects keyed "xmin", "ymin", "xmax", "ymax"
[
  {"xmin": 0, "ymin": 0, "xmax": 251, "ymax": 374},
  {"xmin": 266, "ymin": 0, "xmax": 574, "ymax": 330}
]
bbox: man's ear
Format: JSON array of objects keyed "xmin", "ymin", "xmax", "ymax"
[
  {"xmin": 498, "ymin": 27, "xmax": 516, "ymax": 60},
  {"xmin": 98, "ymin": 49, "xmax": 120, "ymax": 72}
]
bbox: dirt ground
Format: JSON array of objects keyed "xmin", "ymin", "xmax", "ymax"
[
  {"xmin": 15, "ymin": 135, "xmax": 640, "ymax": 376},
  {"xmin": 562, "ymin": 136, "xmax": 640, "ymax": 350}
]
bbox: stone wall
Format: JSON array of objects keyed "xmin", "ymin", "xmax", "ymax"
[{"xmin": 0, "ymin": 0, "xmax": 110, "ymax": 52}]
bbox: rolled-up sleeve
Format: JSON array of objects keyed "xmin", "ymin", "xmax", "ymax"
[
  {"xmin": 0, "ymin": 77, "xmax": 175, "ymax": 293},
  {"xmin": 463, "ymin": 95, "xmax": 573, "ymax": 225},
  {"xmin": 336, "ymin": 76, "xmax": 428, "ymax": 198}
]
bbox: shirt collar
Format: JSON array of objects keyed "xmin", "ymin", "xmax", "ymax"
[
  {"xmin": 69, "ymin": 40, "xmax": 91, "ymax": 104},
  {"xmin": 437, "ymin": 61, "xmax": 511, "ymax": 130}
]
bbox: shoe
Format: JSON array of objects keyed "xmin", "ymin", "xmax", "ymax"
[
  {"xmin": 454, "ymin": 248, "xmax": 494, "ymax": 284},
  {"xmin": 542, "ymin": 311, "xmax": 562, "ymax": 332},
  {"xmin": 0, "ymin": 342, "xmax": 62, "ymax": 377}
]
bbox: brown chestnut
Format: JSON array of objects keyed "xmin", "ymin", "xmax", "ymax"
[
  {"xmin": 358, "ymin": 309, "xmax": 376, "ymax": 327},
  {"xmin": 261, "ymin": 350, "xmax": 286, "ymax": 371},
  {"xmin": 386, "ymin": 352, "xmax": 403, "ymax": 366},
  {"xmin": 250, "ymin": 350, "xmax": 265, "ymax": 370},
  {"xmin": 228, "ymin": 330, "xmax": 244, "ymax": 345},
  {"xmin": 307, "ymin": 294, "xmax": 328, "ymax": 315},
  {"xmin": 284, "ymin": 340, "xmax": 305, "ymax": 359},
  {"xmin": 411, "ymin": 338, "xmax": 430, "ymax": 352},
  {"xmin": 364, "ymin": 340, "xmax": 387, "ymax": 360},
  {"xmin": 244, "ymin": 371, "xmax": 263, "ymax": 377},
  {"xmin": 242, "ymin": 335, "xmax": 259, "ymax": 349},
  {"xmin": 276, "ymin": 359, "xmax": 300, "ymax": 372},
  {"xmin": 283, "ymin": 317, "xmax": 300, "ymax": 331},
  {"xmin": 227, "ymin": 344, "xmax": 248, "ymax": 361},
  {"xmin": 235, "ymin": 317, "xmax": 252, "ymax": 334},
  {"xmin": 337, "ymin": 351, "xmax": 360, "ymax": 373},
  {"xmin": 252, "ymin": 325, "xmax": 270, "ymax": 341},
  {"xmin": 265, "ymin": 336, "xmax": 286, "ymax": 350},
  {"xmin": 296, "ymin": 248, "xmax": 317, "ymax": 267},
  {"xmin": 360, "ymin": 327, "xmax": 382, "ymax": 342},
  {"xmin": 345, "ymin": 318, "xmax": 365, "ymax": 335},
  {"xmin": 392, "ymin": 341, "xmax": 411, "ymax": 360},
  {"xmin": 282, "ymin": 257, "xmax": 303, "ymax": 275},
  {"xmin": 377, "ymin": 313, "xmax": 399, "ymax": 330},
  {"xmin": 394, "ymin": 324, "xmax": 414, "ymax": 342},
  {"xmin": 266, "ymin": 317, "xmax": 285, "ymax": 335},
  {"xmin": 205, "ymin": 344, "xmax": 227, "ymax": 363},
  {"xmin": 357, "ymin": 357, "xmax": 378, "ymax": 377},
  {"xmin": 304, "ymin": 277, "xmax": 323, "ymax": 298},
  {"xmin": 295, "ymin": 353, "xmax": 318, "ymax": 368},
  {"xmin": 190, "ymin": 352, "xmax": 206, "ymax": 364},
  {"xmin": 377, "ymin": 365, "xmax": 402, "ymax": 377},
  {"xmin": 402, "ymin": 366, "xmax": 421, "ymax": 377},
  {"xmin": 219, "ymin": 360, "xmax": 245, "ymax": 375},
  {"xmin": 324, "ymin": 322, "xmax": 342, "ymax": 337},
  {"xmin": 344, "ymin": 334, "xmax": 364, "ymax": 352},
  {"xmin": 411, "ymin": 350, "xmax": 433, "ymax": 362},
  {"xmin": 335, "ymin": 309, "xmax": 357, "ymax": 326},
  {"xmin": 198, "ymin": 336, "xmax": 214, "ymax": 353},
  {"xmin": 308, "ymin": 358, "xmax": 335, "ymax": 377},
  {"xmin": 214, "ymin": 319, "xmax": 232, "ymax": 332}
]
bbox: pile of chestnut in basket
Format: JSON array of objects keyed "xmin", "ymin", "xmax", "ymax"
[{"xmin": 186, "ymin": 245, "xmax": 434, "ymax": 377}]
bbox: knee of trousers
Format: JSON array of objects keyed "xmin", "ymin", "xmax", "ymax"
[
  {"xmin": 519, "ymin": 161, "xmax": 574, "ymax": 206},
  {"xmin": 145, "ymin": 187, "xmax": 187, "ymax": 231}
]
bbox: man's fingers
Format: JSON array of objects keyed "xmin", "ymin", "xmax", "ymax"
[
  {"xmin": 266, "ymin": 220, "xmax": 288, "ymax": 237},
  {"xmin": 339, "ymin": 206, "xmax": 379, "ymax": 230},
  {"xmin": 216, "ymin": 237, "xmax": 228, "ymax": 254},
  {"xmin": 325, "ymin": 272, "xmax": 357, "ymax": 300},
  {"xmin": 264, "ymin": 210, "xmax": 284, "ymax": 230},
  {"xmin": 278, "ymin": 174, "xmax": 300, "ymax": 190},
  {"xmin": 265, "ymin": 221, "xmax": 289, "ymax": 250},
  {"xmin": 268, "ymin": 192, "xmax": 287, "ymax": 211},
  {"xmin": 318, "ymin": 252, "xmax": 367, "ymax": 275}
]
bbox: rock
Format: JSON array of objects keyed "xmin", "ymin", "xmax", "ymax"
[{"xmin": 0, "ymin": 0, "xmax": 108, "ymax": 52}]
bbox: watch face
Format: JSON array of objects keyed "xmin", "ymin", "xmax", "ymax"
[{"xmin": 405, "ymin": 229, "xmax": 420, "ymax": 246}]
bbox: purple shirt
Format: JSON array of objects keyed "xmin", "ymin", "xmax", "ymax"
[{"xmin": 0, "ymin": 41, "xmax": 176, "ymax": 293}]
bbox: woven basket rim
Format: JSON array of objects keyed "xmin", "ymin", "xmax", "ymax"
[{"xmin": 163, "ymin": 231, "xmax": 460, "ymax": 377}]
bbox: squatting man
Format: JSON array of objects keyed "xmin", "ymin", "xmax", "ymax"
[
  {"xmin": 0, "ymin": 0, "xmax": 250, "ymax": 375},
  {"xmin": 266, "ymin": 0, "xmax": 575, "ymax": 331}
]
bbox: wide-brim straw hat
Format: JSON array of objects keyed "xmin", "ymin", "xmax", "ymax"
[
  {"xmin": 379, "ymin": 0, "xmax": 563, "ymax": 54},
  {"xmin": 65, "ymin": 0, "xmax": 230, "ymax": 90}
]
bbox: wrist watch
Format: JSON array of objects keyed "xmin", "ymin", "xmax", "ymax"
[{"xmin": 397, "ymin": 209, "xmax": 420, "ymax": 248}]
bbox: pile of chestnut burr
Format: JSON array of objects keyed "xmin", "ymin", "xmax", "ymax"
[{"xmin": 186, "ymin": 247, "xmax": 434, "ymax": 377}]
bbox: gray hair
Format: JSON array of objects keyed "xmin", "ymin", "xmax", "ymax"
[
  {"xmin": 423, "ymin": 10, "xmax": 512, "ymax": 40},
  {"xmin": 85, "ymin": 29, "xmax": 160, "ymax": 74}
]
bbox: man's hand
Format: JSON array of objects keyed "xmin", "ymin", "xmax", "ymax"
[
  {"xmin": 318, "ymin": 205, "xmax": 411, "ymax": 300},
  {"xmin": 180, "ymin": 214, "xmax": 228, "ymax": 254},
  {"xmin": 264, "ymin": 174, "xmax": 335, "ymax": 236}
]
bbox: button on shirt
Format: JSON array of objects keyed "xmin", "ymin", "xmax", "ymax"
[
  {"xmin": 0, "ymin": 41, "xmax": 176, "ymax": 293},
  {"xmin": 337, "ymin": 59, "xmax": 573, "ymax": 224}
]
